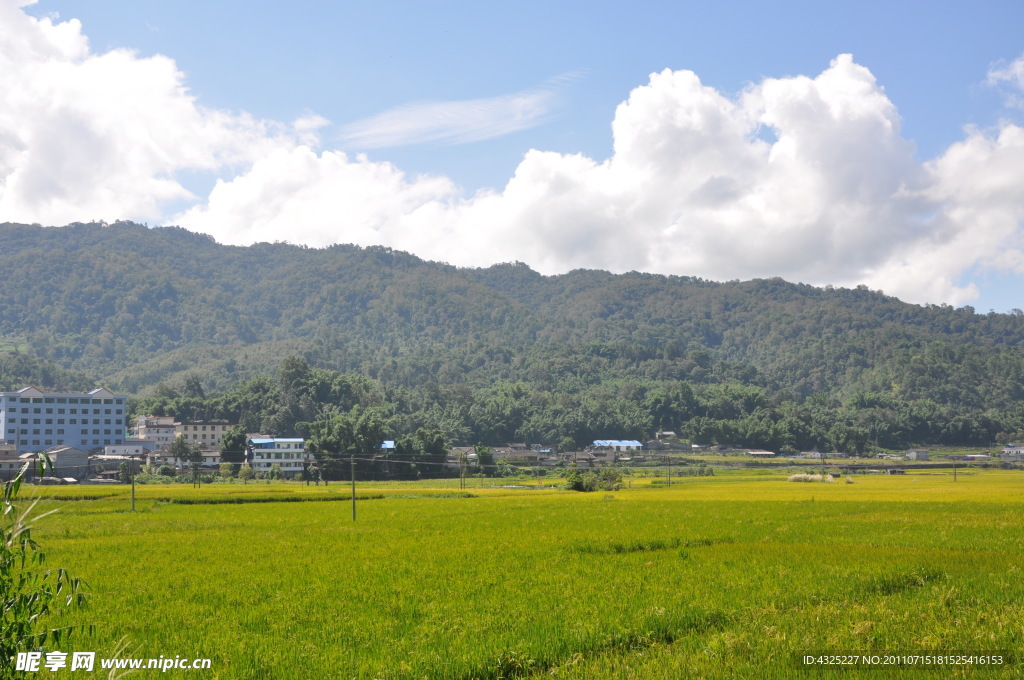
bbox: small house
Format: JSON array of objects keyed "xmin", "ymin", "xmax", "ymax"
[
  {"xmin": 1001, "ymin": 444, "xmax": 1024, "ymax": 463},
  {"xmin": 905, "ymin": 449, "xmax": 929, "ymax": 461}
]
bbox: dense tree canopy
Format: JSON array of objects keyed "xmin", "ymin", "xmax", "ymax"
[{"xmin": 4, "ymin": 221, "xmax": 1024, "ymax": 453}]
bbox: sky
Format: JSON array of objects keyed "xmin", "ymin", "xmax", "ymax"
[{"xmin": 3, "ymin": 0, "xmax": 1024, "ymax": 311}]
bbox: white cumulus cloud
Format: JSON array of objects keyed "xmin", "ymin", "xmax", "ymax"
[
  {"xmin": 0, "ymin": 0, "xmax": 299, "ymax": 225},
  {"xmin": 5, "ymin": 0, "xmax": 1024, "ymax": 308}
]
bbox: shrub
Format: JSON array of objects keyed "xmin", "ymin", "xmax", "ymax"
[
  {"xmin": 157, "ymin": 464, "xmax": 176, "ymax": 477},
  {"xmin": 788, "ymin": 473, "xmax": 833, "ymax": 483},
  {"xmin": 563, "ymin": 470, "xmax": 593, "ymax": 492},
  {"xmin": 563, "ymin": 469, "xmax": 623, "ymax": 492},
  {"xmin": 1, "ymin": 459, "xmax": 89, "ymax": 668},
  {"xmin": 596, "ymin": 469, "xmax": 623, "ymax": 491}
]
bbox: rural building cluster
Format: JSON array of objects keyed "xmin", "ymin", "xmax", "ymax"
[
  {"xmin": 4, "ymin": 385, "xmax": 1022, "ymax": 484},
  {"xmin": 0, "ymin": 386, "xmax": 655, "ymax": 482}
]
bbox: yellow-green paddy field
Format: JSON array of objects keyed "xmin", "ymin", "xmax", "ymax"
[{"xmin": 21, "ymin": 469, "xmax": 1024, "ymax": 679}]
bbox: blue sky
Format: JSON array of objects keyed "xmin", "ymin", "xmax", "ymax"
[{"xmin": 7, "ymin": 0, "xmax": 1024, "ymax": 311}]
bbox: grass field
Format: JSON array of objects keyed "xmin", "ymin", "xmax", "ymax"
[{"xmin": 20, "ymin": 469, "xmax": 1024, "ymax": 679}]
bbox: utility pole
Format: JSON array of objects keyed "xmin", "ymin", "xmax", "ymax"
[
  {"xmin": 351, "ymin": 452, "xmax": 356, "ymax": 522},
  {"xmin": 130, "ymin": 454, "xmax": 136, "ymax": 512},
  {"xmin": 667, "ymin": 456, "xmax": 672, "ymax": 486}
]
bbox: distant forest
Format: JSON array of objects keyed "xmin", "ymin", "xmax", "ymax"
[{"xmin": 3, "ymin": 220, "xmax": 1024, "ymax": 453}]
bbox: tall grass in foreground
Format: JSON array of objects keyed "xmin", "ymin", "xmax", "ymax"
[{"xmin": 29, "ymin": 470, "xmax": 1024, "ymax": 678}]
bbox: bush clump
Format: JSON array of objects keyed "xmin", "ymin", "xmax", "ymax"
[
  {"xmin": 787, "ymin": 473, "xmax": 833, "ymax": 483},
  {"xmin": 564, "ymin": 469, "xmax": 624, "ymax": 492}
]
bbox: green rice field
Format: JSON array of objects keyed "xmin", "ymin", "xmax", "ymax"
[{"xmin": 21, "ymin": 469, "xmax": 1024, "ymax": 678}]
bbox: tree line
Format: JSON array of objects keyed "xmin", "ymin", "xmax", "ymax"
[{"xmin": 126, "ymin": 356, "xmax": 1024, "ymax": 479}]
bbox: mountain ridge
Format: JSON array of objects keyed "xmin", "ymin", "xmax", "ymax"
[{"xmin": 2, "ymin": 220, "xmax": 1024, "ymax": 451}]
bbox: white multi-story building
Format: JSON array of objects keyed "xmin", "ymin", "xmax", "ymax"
[
  {"xmin": 136, "ymin": 417, "xmax": 235, "ymax": 448},
  {"xmin": 0, "ymin": 387, "xmax": 128, "ymax": 454},
  {"xmin": 136, "ymin": 416, "xmax": 177, "ymax": 446},
  {"xmin": 175, "ymin": 421, "xmax": 234, "ymax": 447},
  {"xmin": 248, "ymin": 437, "xmax": 310, "ymax": 476}
]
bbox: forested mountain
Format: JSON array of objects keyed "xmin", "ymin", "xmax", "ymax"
[{"xmin": 3, "ymin": 220, "xmax": 1024, "ymax": 453}]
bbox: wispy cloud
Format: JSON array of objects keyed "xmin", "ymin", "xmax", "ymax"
[
  {"xmin": 338, "ymin": 79, "xmax": 572, "ymax": 149},
  {"xmin": 987, "ymin": 54, "xmax": 1024, "ymax": 108}
]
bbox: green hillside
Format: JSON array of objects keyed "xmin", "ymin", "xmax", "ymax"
[{"xmin": 3, "ymin": 220, "xmax": 1024, "ymax": 452}]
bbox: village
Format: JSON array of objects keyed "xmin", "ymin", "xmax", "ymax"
[{"xmin": 2, "ymin": 385, "xmax": 1021, "ymax": 484}]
